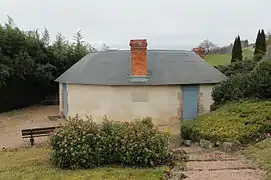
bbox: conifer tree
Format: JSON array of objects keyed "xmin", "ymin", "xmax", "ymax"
[
  {"xmin": 231, "ymin": 38, "xmax": 237, "ymax": 63},
  {"xmin": 254, "ymin": 29, "xmax": 266, "ymax": 61},
  {"xmin": 42, "ymin": 28, "xmax": 50, "ymax": 46},
  {"xmin": 231, "ymin": 36, "xmax": 243, "ymax": 63},
  {"xmin": 254, "ymin": 30, "xmax": 261, "ymax": 56},
  {"xmin": 260, "ymin": 29, "xmax": 266, "ymax": 54},
  {"xmin": 236, "ymin": 35, "xmax": 243, "ymax": 61}
]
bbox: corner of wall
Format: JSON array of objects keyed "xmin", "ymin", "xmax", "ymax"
[
  {"xmin": 178, "ymin": 86, "xmax": 183, "ymax": 120},
  {"xmin": 198, "ymin": 84, "xmax": 214, "ymax": 114},
  {"xmin": 197, "ymin": 85, "xmax": 204, "ymax": 114},
  {"xmin": 59, "ymin": 83, "xmax": 62, "ymax": 115}
]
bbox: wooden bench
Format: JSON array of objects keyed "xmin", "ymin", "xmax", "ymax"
[{"xmin": 22, "ymin": 126, "xmax": 62, "ymax": 147}]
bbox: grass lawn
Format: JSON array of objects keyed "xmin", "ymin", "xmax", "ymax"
[
  {"xmin": 243, "ymin": 139, "xmax": 271, "ymax": 179},
  {"xmin": 204, "ymin": 48, "xmax": 254, "ymax": 66},
  {"xmin": 243, "ymin": 48, "xmax": 254, "ymax": 58},
  {"xmin": 204, "ymin": 53, "xmax": 231, "ymax": 66},
  {"xmin": 0, "ymin": 147, "xmax": 164, "ymax": 180}
]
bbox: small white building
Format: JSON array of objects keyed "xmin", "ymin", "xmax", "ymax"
[{"xmin": 55, "ymin": 39, "xmax": 226, "ymax": 136}]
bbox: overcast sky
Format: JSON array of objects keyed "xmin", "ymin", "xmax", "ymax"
[{"xmin": 0, "ymin": 0, "xmax": 270, "ymax": 50}]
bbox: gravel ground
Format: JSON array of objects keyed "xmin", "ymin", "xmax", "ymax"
[{"xmin": 0, "ymin": 105, "xmax": 65, "ymax": 149}]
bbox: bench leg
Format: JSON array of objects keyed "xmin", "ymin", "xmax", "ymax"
[{"xmin": 30, "ymin": 136, "xmax": 34, "ymax": 147}]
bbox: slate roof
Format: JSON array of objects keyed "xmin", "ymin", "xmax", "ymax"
[{"xmin": 55, "ymin": 50, "xmax": 227, "ymax": 85}]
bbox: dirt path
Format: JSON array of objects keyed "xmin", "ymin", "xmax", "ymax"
[
  {"xmin": 0, "ymin": 105, "xmax": 65, "ymax": 149},
  {"xmin": 182, "ymin": 146, "xmax": 266, "ymax": 180}
]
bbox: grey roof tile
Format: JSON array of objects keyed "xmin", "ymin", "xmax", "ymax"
[{"xmin": 55, "ymin": 50, "xmax": 227, "ymax": 85}]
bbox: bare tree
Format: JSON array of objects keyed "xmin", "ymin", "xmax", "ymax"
[
  {"xmin": 89, "ymin": 45, "xmax": 99, "ymax": 52},
  {"xmin": 73, "ymin": 30, "xmax": 84, "ymax": 46},
  {"xmin": 7, "ymin": 15, "xmax": 16, "ymax": 27},
  {"xmin": 100, "ymin": 43, "xmax": 110, "ymax": 51},
  {"xmin": 88, "ymin": 43, "xmax": 112, "ymax": 53},
  {"xmin": 243, "ymin": 39, "xmax": 249, "ymax": 47},
  {"xmin": 199, "ymin": 40, "xmax": 217, "ymax": 54}
]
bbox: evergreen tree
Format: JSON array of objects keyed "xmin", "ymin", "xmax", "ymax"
[
  {"xmin": 0, "ymin": 16, "xmax": 90, "ymax": 112},
  {"xmin": 231, "ymin": 36, "xmax": 243, "ymax": 63},
  {"xmin": 254, "ymin": 29, "xmax": 266, "ymax": 61},
  {"xmin": 231, "ymin": 38, "xmax": 237, "ymax": 63},
  {"xmin": 260, "ymin": 29, "xmax": 266, "ymax": 54},
  {"xmin": 42, "ymin": 28, "xmax": 50, "ymax": 46},
  {"xmin": 254, "ymin": 30, "xmax": 261, "ymax": 56},
  {"xmin": 236, "ymin": 36, "xmax": 243, "ymax": 61}
]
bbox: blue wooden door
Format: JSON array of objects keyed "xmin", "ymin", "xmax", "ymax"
[
  {"xmin": 62, "ymin": 83, "xmax": 68, "ymax": 117},
  {"xmin": 182, "ymin": 85, "xmax": 198, "ymax": 120}
]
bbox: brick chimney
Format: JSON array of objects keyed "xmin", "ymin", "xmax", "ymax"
[
  {"xmin": 193, "ymin": 48, "xmax": 205, "ymax": 58},
  {"xmin": 130, "ymin": 39, "xmax": 148, "ymax": 76}
]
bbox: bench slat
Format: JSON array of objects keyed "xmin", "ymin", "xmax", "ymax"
[
  {"xmin": 21, "ymin": 126, "xmax": 63, "ymax": 147},
  {"xmin": 22, "ymin": 134, "xmax": 51, "ymax": 138},
  {"xmin": 21, "ymin": 126, "xmax": 62, "ymax": 136},
  {"xmin": 22, "ymin": 128, "xmax": 55, "ymax": 135}
]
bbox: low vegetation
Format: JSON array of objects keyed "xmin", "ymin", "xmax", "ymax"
[
  {"xmin": 243, "ymin": 139, "xmax": 271, "ymax": 179},
  {"xmin": 243, "ymin": 48, "xmax": 254, "ymax": 58},
  {"xmin": 181, "ymin": 101, "xmax": 271, "ymax": 144},
  {"xmin": 212, "ymin": 59, "xmax": 271, "ymax": 109},
  {"xmin": 0, "ymin": 147, "xmax": 164, "ymax": 180},
  {"xmin": 50, "ymin": 116, "xmax": 171, "ymax": 169},
  {"xmin": 215, "ymin": 59, "xmax": 257, "ymax": 77}
]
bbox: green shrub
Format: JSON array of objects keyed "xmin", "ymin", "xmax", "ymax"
[
  {"xmin": 181, "ymin": 101, "xmax": 271, "ymax": 144},
  {"xmin": 180, "ymin": 120, "xmax": 199, "ymax": 142},
  {"xmin": 137, "ymin": 116, "xmax": 154, "ymax": 129},
  {"xmin": 215, "ymin": 59, "xmax": 257, "ymax": 77},
  {"xmin": 212, "ymin": 60, "xmax": 271, "ymax": 108},
  {"xmin": 50, "ymin": 116, "xmax": 170, "ymax": 169},
  {"xmin": 243, "ymin": 139, "xmax": 271, "ymax": 176}
]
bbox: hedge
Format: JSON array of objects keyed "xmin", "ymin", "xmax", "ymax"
[{"xmin": 181, "ymin": 101, "xmax": 271, "ymax": 144}]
